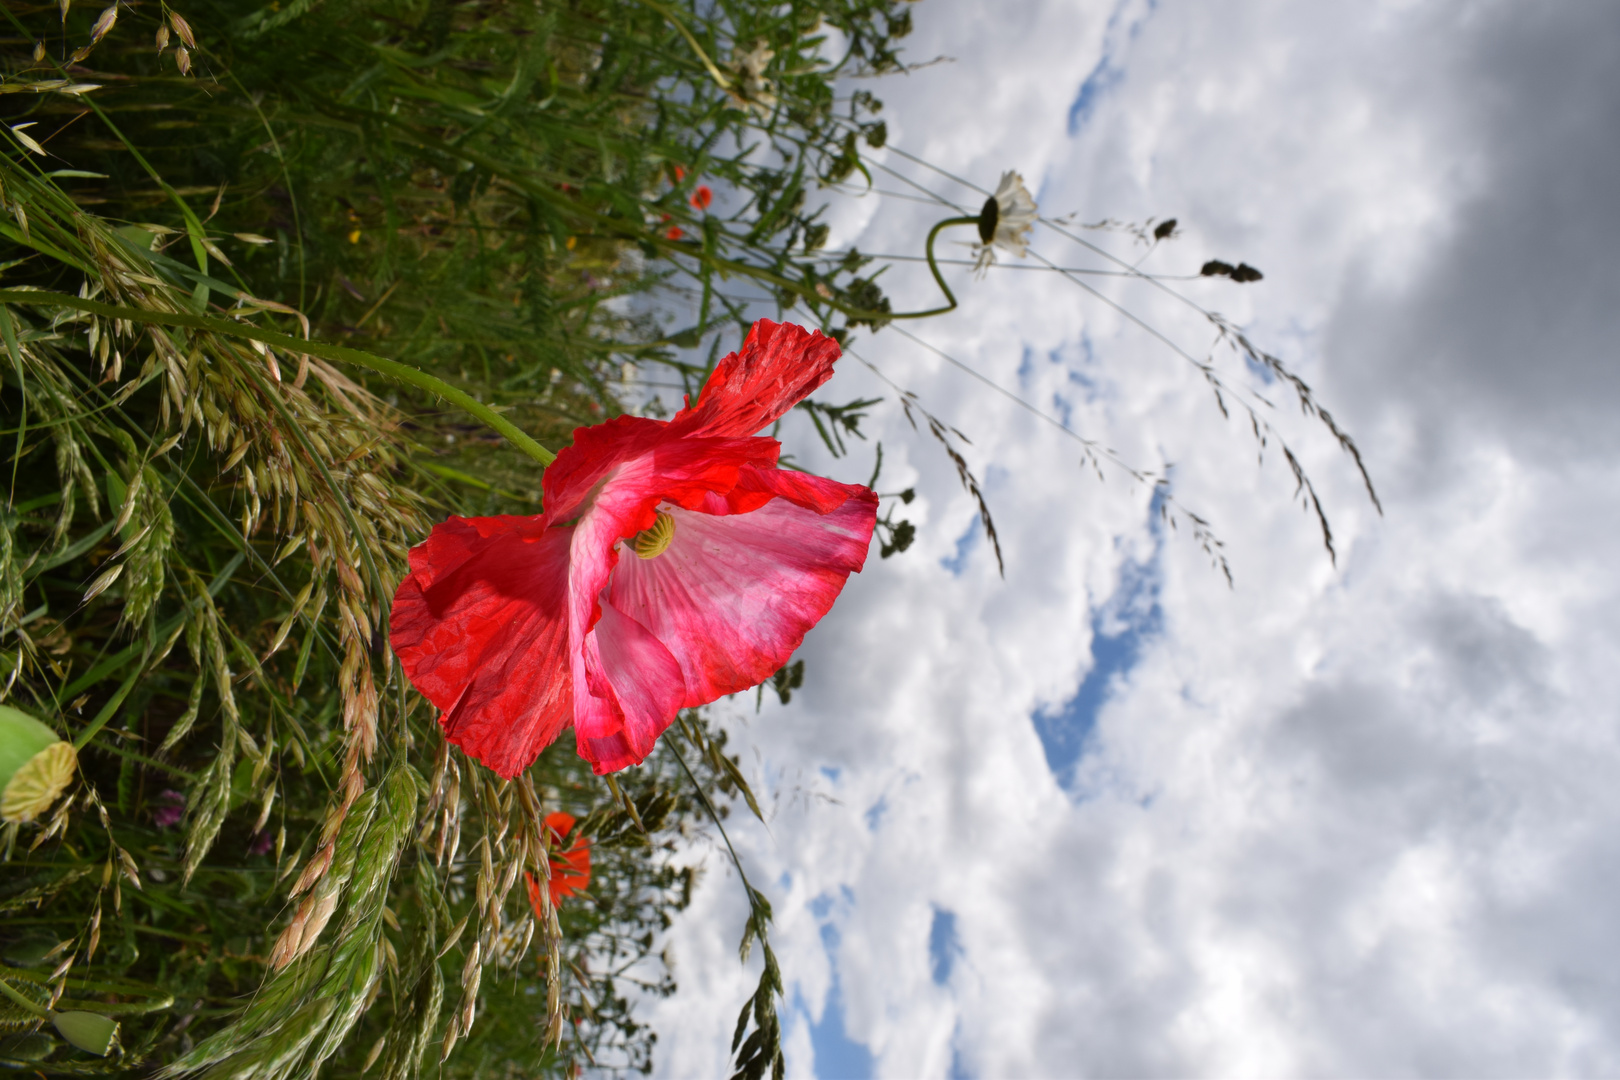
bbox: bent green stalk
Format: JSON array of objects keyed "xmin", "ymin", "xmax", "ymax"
[
  {"xmin": 887, "ymin": 215, "xmax": 978, "ymax": 320},
  {"xmin": 0, "ymin": 291, "xmax": 556, "ymax": 468}
]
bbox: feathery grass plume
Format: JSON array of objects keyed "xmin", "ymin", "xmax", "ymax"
[{"xmin": 162, "ymin": 765, "xmax": 419, "ymax": 1079}]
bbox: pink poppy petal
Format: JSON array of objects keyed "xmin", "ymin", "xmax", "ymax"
[
  {"xmin": 606, "ymin": 483, "xmax": 878, "ymax": 705},
  {"xmin": 561, "ymin": 436, "xmax": 788, "ymax": 647},
  {"xmin": 560, "ymin": 438, "xmax": 802, "ymax": 772},
  {"xmin": 571, "ymin": 600, "xmax": 686, "ymax": 773},
  {"xmin": 391, "ymin": 516, "xmax": 573, "ymax": 779},
  {"xmin": 673, "ymin": 320, "xmax": 843, "ymax": 438}
]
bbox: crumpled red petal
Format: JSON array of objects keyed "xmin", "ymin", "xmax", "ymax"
[
  {"xmin": 539, "ymin": 414, "xmax": 669, "ymax": 528},
  {"xmin": 389, "ymin": 516, "xmax": 573, "ymax": 779},
  {"xmin": 673, "ymin": 319, "xmax": 843, "ymax": 438}
]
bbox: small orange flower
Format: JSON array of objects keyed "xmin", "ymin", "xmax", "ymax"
[
  {"xmin": 666, "ymin": 225, "xmax": 684, "ymax": 240},
  {"xmin": 689, "ymin": 185, "xmax": 713, "ymax": 211},
  {"xmin": 526, "ymin": 811, "xmax": 592, "ymax": 911},
  {"xmin": 672, "ymin": 165, "xmax": 687, "ymax": 182}
]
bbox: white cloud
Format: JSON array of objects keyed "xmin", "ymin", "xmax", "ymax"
[{"xmin": 641, "ymin": 2, "xmax": 1620, "ymax": 1077}]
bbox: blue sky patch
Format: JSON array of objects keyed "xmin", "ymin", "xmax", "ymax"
[
  {"xmin": 1068, "ymin": 54, "xmax": 1124, "ymax": 135},
  {"xmin": 942, "ymin": 519, "xmax": 980, "ymax": 576},
  {"xmin": 1067, "ymin": 0, "xmax": 1157, "ymax": 136},
  {"xmin": 1033, "ymin": 494, "xmax": 1165, "ymax": 786},
  {"xmin": 808, "ymin": 901, "xmax": 875, "ymax": 1080},
  {"xmin": 949, "ymin": 1032, "xmax": 975, "ymax": 1080},
  {"xmin": 929, "ymin": 907, "xmax": 963, "ymax": 985},
  {"xmin": 864, "ymin": 795, "xmax": 888, "ymax": 832},
  {"xmin": 1240, "ymin": 348, "xmax": 1277, "ymax": 386}
]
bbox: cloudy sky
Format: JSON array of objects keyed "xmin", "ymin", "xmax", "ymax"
[{"xmin": 638, "ymin": 2, "xmax": 1620, "ymax": 1076}]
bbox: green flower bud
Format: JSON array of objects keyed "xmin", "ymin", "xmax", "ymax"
[
  {"xmin": 0, "ymin": 704, "xmax": 76, "ymax": 825},
  {"xmin": 51, "ymin": 1010, "xmax": 119, "ymax": 1056}
]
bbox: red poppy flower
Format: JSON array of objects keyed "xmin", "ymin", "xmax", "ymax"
[
  {"xmin": 666, "ymin": 225, "xmax": 684, "ymax": 240},
  {"xmin": 672, "ymin": 165, "xmax": 687, "ymax": 183},
  {"xmin": 690, "ymin": 185, "xmax": 713, "ymax": 211},
  {"xmin": 526, "ymin": 811, "xmax": 591, "ymax": 909},
  {"xmin": 390, "ymin": 319, "xmax": 878, "ymax": 776}
]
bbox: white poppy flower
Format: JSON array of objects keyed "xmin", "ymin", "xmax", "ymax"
[{"xmin": 973, "ymin": 170, "xmax": 1039, "ymax": 274}]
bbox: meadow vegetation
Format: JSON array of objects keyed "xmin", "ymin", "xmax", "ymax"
[{"xmin": 0, "ymin": 0, "xmax": 920, "ymax": 1074}]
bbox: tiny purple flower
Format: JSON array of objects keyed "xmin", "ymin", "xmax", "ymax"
[{"xmin": 151, "ymin": 790, "xmax": 185, "ymax": 829}]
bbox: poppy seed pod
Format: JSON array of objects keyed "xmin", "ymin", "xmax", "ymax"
[
  {"xmin": 0, "ymin": 980, "xmax": 118, "ymax": 1058},
  {"xmin": 0, "ymin": 705, "xmax": 75, "ymax": 825}
]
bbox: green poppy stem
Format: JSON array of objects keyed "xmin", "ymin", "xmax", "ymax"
[{"xmin": 0, "ymin": 291, "xmax": 556, "ymax": 468}]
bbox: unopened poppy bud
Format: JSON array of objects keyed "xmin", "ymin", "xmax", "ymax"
[
  {"xmin": 0, "ymin": 705, "xmax": 76, "ymax": 825},
  {"xmin": 51, "ymin": 1010, "xmax": 119, "ymax": 1056}
]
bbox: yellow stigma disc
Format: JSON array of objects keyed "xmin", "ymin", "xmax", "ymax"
[
  {"xmin": 1, "ymin": 740, "xmax": 77, "ymax": 825},
  {"xmin": 632, "ymin": 511, "xmax": 677, "ymax": 560}
]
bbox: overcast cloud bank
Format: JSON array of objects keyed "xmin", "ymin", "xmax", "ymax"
[{"xmin": 638, "ymin": 2, "xmax": 1620, "ymax": 1076}]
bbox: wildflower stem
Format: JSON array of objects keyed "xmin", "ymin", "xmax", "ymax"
[
  {"xmin": 668, "ymin": 736, "xmax": 760, "ymax": 907},
  {"xmin": 879, "ymin": 214, "xmax": 979, "ymax": 321},
  {"xmin": 0, "ymin": 291, "xmax": 557, "ymax": 468}
]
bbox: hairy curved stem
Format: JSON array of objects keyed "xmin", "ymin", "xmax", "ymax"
[
  {"xmin": 0, "ymin": 976, "xmax": 49, "ymax": 1019},
  {"xmin": 0, "ymin": 291, "xmax": 556, "ymax": 468}
]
